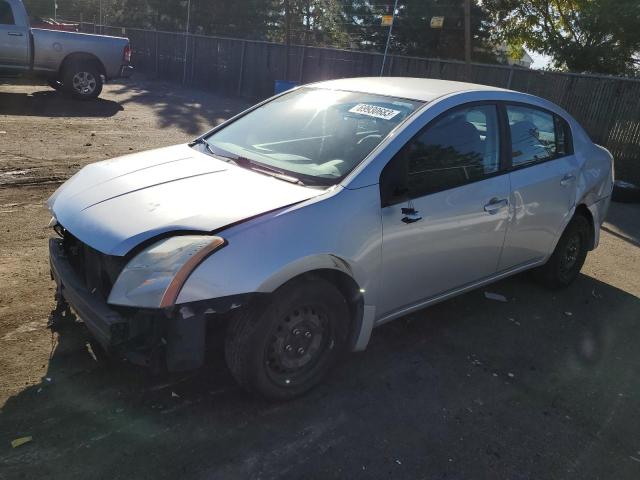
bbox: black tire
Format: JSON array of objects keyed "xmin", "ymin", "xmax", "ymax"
[
  {"xmin": 225, "ymin": 277, "xmax": 350, "ymax": 400},
  {"xmin": 47, "ymin": 79, "xmax": 63, "ymax": 91},
  {"xmin": 611, "ymin": 180, "xmax": 640, "ymax": 204},
  {"xmin": 533, "ymin": 214, "xmax": 590, "ymax": 289},
  {"xmin": 62, "ymin": 63, "xmax": 103, "ymax": 100}
]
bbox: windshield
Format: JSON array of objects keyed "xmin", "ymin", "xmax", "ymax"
[{"xmin": 201, "ymin": 88, "xmax": 423, "ymax": 186}]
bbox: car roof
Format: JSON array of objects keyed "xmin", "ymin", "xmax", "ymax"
[{"xmin": 309, "ymin": 77, "xmax": 510, "ymax": 102}]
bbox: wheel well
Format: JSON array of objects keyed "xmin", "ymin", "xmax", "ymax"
[
  {"xmin": 59, "ymin": 53, "xmax": 106, "ymax": 79},
  {"xmin": 575, "ymin": 204, "xmax": 595, "ymax": 250},
  {"xmin": 290, "ymin": 269, "xmax": 364, "ymax": 349}
]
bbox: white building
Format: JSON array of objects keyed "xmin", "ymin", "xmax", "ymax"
[{"xmin": 495, "ymin": 44, "xmax": 534, "ymax": 69}]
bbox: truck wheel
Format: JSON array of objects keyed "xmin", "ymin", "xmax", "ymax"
[
  {"xmin": 225, "ymin": 277, "xmax": 350, "ymax": 400},
  {"xmin": 63, "ymin": 64, "xmax": 103, "ymax": 100},
  {"xmin": 533, "ymin": 214, "xmax": 590, "ymax": 289}
]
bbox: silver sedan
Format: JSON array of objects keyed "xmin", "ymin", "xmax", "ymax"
[{"xmin": 48, "ymin": 77, "xmax": 613, "ymax": 399}]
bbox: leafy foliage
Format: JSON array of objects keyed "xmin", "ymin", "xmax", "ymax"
[
  {"xmin": 25, "ymin": 1, "xmax": 497, "ymax": 62},
  {"xmin": 343, "ymin": 0, "xmax": 497, "ymax": 61},
  {"xmin": 484, "ymin": 0, "xmax": 640, "ymax": 74}
]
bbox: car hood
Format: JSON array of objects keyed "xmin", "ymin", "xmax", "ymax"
[{"xmin": 48, "ymin": 144, "xmax": 323, "ymax": 256}]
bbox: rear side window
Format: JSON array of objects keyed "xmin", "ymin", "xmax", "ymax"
[
  {"xmin": 0, "ymin": 1, "xmax": 14, "ymax": 25},
  {"xmin": 554, "ymin": 114, "xmax": 572, "ymax": 156},
  {"xmin": 507, "ymin": 105, "xmax": 572, "ymax": 167},
  {"xmin": 403, "ymin": 104, "xmax": 501, "ymax": 198}
]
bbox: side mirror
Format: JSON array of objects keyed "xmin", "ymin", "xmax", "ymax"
[
  {"xmin": 380, "ymin": 155, "xmax": 409, "ymax": 208},
  {"xmin": 392, "ymin": 185, "xmax": 409, "ymax": 198},
  {"xmin": 381, "ymin": 183, "xmax": 409, "ymax": 208}
]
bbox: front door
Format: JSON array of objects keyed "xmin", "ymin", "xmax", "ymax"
[
  {"xmin": 0, "ymin": 1, "xmax": 29, "ymax": 69},
  {"xmin": 378, "ymin": 103, "xmax": 510, "ymax": 318}
]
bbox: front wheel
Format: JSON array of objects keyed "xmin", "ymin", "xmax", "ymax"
[
  {"xmin": 225, "ymin": 277, "xmax": 351, "ymax": 400},
  {"xmin": 63, "ymin": 64, "xmax": 103, "ymax": 100},
  {"xmin": 533, "ymin": 214, "xmax": 590, "ymax": 289}
]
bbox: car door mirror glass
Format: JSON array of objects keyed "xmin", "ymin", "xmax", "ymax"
[
  {"xmin": 392, "ymin": 185, "xmax": 409, "ymax": 199},
  {"xmin": 380, "ymin": 150, "xmax": 410, "ymax": 207}
]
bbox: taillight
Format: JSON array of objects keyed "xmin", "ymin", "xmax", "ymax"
[{"xmin": 123, "ymin": 44, "xmax": 132, "ymax": 63}]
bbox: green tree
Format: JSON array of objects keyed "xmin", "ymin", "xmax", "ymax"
[
  {"xmin": 23, "ymin": 0, "xmax": 102, "ymax": 21},
  {"xmin": 272, "ymin": 0, "xmax": 350, "ymax": 47},
  {"xmin": 343, "ymin": 0, "xmax": 497, "ymax": 61},
  {"xmin": 112, "ymin": 0, "xmax": 279, "ymax": 40},
  {"xmin": 484, "ymin": 0, "xmax": 640, "ymax": 74}
]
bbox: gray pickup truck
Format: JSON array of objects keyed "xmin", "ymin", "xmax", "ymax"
[{"xmin": 0, "ymin": 0, "xmax": 132, "ymax": 99}]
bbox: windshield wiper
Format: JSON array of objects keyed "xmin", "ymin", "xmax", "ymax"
[
  {"xmin": 249, "ymin": 164, "xmax": 305, "ymax": 185},
  {"xmin": 198, "ymin": 140, "xmax": 305, "ymax": 186}
]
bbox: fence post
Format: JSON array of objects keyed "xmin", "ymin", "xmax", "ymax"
[
  {"xmin": 298, "ymin": 46, "xmax": 306, "ymax": 83},
  {"xmin": 237, "ymin": 40, "xmax": 247, "ymax": 96},
  {"xmin": 182, "ymin": 33, "xmax": 189, "ymax": 84},
  {"xmin": 189, "ymin": 35, "xmax": 196, "ymax": 84},
  {"xmin": 507, "ymin": 65, "xmax": 515, "ymax": 89},
  {"xmin": 155, "ymin": 30, "xmax": 159, "ymax": 77}
]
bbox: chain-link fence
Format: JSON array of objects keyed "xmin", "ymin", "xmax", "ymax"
[{"xmin": 78, "ymin": 21, "xmax": 640, "ymax": 183}]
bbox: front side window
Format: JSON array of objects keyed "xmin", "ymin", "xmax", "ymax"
[
  {"xmin": 201, "ymin": 88, "xmax": 422, "ymax": 186},
  {"xmin": 507, "ymin": 105, "xmax": 560, "ymax": 166},
  {"xmin": 385, "ymin": 104, "xmax": 501, "ymax": 200},
  {"xmin": 0, "ymin": 1, "xmax": 14, "ymax": 25}
]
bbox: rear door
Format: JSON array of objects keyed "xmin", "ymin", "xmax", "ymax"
[
  {"xmin": 0, "ymin": 0, "xmax": 29, "ymax": 69},
  {"xmin": 498, "ymin": 104, "xmax": 578, "ymax": 270},
  {"xmin": 378, "ymin": 103, "xmax": 510, "ymax": 318}
]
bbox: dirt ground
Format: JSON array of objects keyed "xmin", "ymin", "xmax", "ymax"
[{"xmin": 1, "ymin": 77, "xmax": 639, "ymax": 480}]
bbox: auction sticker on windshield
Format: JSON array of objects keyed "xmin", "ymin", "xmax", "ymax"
[{"xmin": 348, "ymin": 104, "xmax": 401, "ymax": 120}]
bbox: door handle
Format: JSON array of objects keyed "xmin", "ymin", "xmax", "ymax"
[
  {"xmin": 8, "ymin": 32, "xmax": 24, "ymax": 36},
  {"xmin": 401, "ymin": 207, "xmax": 422, "ymax": 224},
  {"xmin": 483, "ymin": 198, "xmax": 508, "ymax": 214},
  {"xmin": 560, "ymin": 174, "xmax": 576, "ymax": 186}
]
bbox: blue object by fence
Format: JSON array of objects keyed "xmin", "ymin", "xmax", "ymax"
[{"xmin": 274, "ymin": 80, "xmax": 299, "ymax": 94}]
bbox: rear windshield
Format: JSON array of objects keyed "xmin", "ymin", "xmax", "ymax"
[{"xmin": 202, "ymin": 88, "xmax": 423, "ymax": 186}]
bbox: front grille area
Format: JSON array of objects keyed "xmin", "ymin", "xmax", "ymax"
[{"xmin": 61, "ymin": 229, "xmax": 128, "ymax": 302}]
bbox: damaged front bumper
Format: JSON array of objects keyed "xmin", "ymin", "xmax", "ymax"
[
  {"xmin": 49, "ymin": 237, "xmax": 260, "ymax": 371},
  {"xmin": 49, "ymin": 237, "xmax": 199, "ymax": 370},
  {"xmin": 49, "ymin": 237, "xmax": 130, "ymax": 350}
]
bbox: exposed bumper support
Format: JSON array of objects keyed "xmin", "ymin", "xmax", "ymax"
[
  {"xmin": 49, "ymin": 237, "xmax": 260, "ymax": 371},
  {"xmin": 166, "ymin": 306, "xmax": 206, "ymax": 371},
  {"xmin": 49, "ymin": 238, "xmax": 129, "ymax": 351}
]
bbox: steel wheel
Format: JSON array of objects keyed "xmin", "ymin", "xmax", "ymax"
[
  {"xmin": 264, "ymin": 305, "xmax": 332, "ymax": 387},
  {"xmin": 225, "ymin": 277, "xmax": 351, "ymax": 400},
  {"xmin": 533, "ymin": 214, "xmax": 590, "ymax": 289},
  {"xmin": 559, "ymin": 234, "xmax": 581, "ymax": 278}
]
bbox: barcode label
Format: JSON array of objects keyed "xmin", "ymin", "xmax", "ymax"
[{"xmin": 348, "ymin": 104, "xmax": 401, "ymax": 120}]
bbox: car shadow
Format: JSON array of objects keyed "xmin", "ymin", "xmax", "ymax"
[
  {"xmin": 1, "ymin": 272, "xmax": 639, "ymax": 479},
  {"xmin": 602, "ymin": 201, "xmax": 640, "ymax": 248},
  {"xmin": 0, "ymin": 90, "xmax": 123, "ymax": 118}
]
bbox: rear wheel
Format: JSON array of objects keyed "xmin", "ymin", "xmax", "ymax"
[
  {"xmin": 63, "ymin": 63, "xmax": 103, "ymax": 100},
  {"xmin": 533, "ymin": 214, "xmax": 590, "ymax": 289},
  {"xmin": 225, "ymin": 277, "xmax": 350, "ymax": 400}
]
